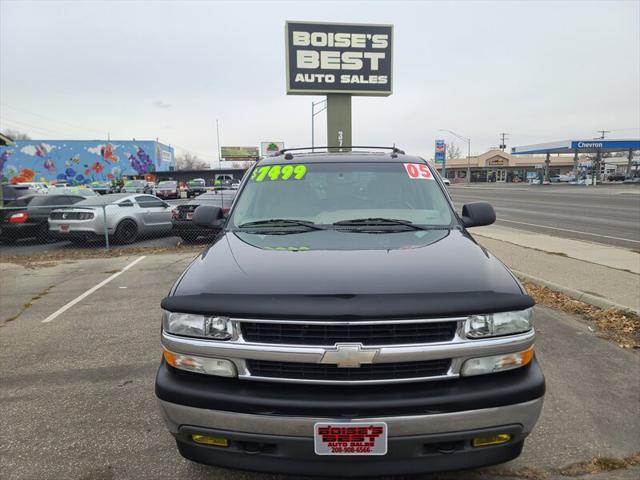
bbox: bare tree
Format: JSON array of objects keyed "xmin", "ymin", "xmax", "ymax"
[
  {"xmin": 231, "ymin": 161, "xmax": 254, "ymax": 169},
  {"xmin": 176, "ymin": 151, "xmax": 208, "ymax": 170},
  {"xmin": 446, "ymin": 142, "xmax": 461, "ymax": 160},
  {"xmin": 3, "ymin": 129, "xmax": 31, "ymax": 140}
]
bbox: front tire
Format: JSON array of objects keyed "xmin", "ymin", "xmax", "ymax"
[{"xmin": 114, "ymin": 219, "xmax": 138, "ymax": 245}]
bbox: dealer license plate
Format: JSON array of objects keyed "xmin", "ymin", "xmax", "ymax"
[
  {"xmin": 60, "ymin": 224, "xmax": 70, "ymax": 232},
  {"xmin": 186, "ymin": 212, "xmax": 194, "ymax": 220},
  {"xmin": 314, "ymin": 422, "xmax": 387, "ymax": 455}
]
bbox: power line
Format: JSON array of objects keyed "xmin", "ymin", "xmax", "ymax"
[
  {"xmin": 1, "ymin": 117, "xmax": 74, "ymax": 137},
  {"xmin": 0, "ymin": 102, "xmax": 104, "ymax": 136}
]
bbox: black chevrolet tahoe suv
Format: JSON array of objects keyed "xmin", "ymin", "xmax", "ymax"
[{"xmin": 155, "ymin": 147, "xmax": 545, "ymax": 477}]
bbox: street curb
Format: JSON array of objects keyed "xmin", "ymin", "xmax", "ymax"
[{"xmin": 512, "ymin": 269, "xmax": 640, "ymax": 315}]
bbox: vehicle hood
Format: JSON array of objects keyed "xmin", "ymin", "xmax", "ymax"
[{"xmin": 164, "ymin": 229, "xmax": 532, "ymax": 319}]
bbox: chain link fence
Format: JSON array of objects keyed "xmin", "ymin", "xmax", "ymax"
[{"xmin": 0, "ymin": 190, "xmax": 236, "ymax": 254}]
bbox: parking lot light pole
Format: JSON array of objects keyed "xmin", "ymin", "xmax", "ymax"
[{"xmin": 440, "ymin": 129, "xmax": 471, "ymax": 184}]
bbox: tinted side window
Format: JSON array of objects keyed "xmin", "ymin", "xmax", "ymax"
[{"xmin": 135, "ymin": 196, "xmax": 165, "ymax": 208}]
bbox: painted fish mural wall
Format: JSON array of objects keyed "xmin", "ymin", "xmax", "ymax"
[{"xmin": 0, "ymin": 140, "xmax": 175, "ymax": 185}]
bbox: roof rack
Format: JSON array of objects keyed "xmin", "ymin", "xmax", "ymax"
[{"xmin": 273, "ymin": 146, "xmax": 406, "ymax": 158}]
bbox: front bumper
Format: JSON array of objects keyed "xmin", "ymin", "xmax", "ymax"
[{"xmin": 156, "ymin": 359, "xmax": 544, "ymax": 475}]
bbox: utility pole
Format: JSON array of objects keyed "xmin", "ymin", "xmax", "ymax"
[
  {"xmin": 499, "ymin": 132, "xmax": 509, "ymax": 151},
  {"xmin": 596, "ymin": 130, "xmax": 610, "ymax": 139}
]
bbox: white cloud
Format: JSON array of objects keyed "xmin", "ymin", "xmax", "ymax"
[
  {"xmin": 86, "ymin": 145, "xmax": 104, "ymax": 155},
  {"xmin": 20, "ymin": 145, "xmax": 37, "ymax": 156}
]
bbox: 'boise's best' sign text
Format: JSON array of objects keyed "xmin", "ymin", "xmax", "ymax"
[{"xmin": 286, "ymin": 21, "xmax": 393, "ymax": 96}]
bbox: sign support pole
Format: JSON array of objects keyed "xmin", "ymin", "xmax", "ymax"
[{"xmin": 326, "ymin": 94, "xmax": 352, "ymax": 152}]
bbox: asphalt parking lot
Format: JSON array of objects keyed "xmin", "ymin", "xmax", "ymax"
[{"xmin": 1, "ymin": 252, "xmax": 638, "ymax": 480}]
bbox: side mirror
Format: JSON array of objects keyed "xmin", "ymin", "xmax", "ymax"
[
  {"xmin": 193, "ymin": 205, "xmax": 223, "ymax": 229},
  {"xmin": 461, "ymin": 202, "xmax": 496, "ymax": 228}
]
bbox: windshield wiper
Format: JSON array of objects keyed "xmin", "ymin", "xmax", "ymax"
[
  {"xmin": 237, "ymin": 219, "xmax": 325, "ymax": 231},
  {"xmin": 333, "ymin": 218, "xmax": 429, "ymax": 231}
]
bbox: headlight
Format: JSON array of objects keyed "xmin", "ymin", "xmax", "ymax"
[
  {"xmin": 464, "ymin": 308, "xmax": 533, "ymax": 339},
  {"xmin": 461, "ymin": 347, "xmax": 534, "ymax": 376},
  {"xmin": 162, "ymin": 311, "xmax": 233, "ymax": 340}
]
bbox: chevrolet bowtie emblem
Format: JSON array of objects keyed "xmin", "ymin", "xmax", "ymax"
[{"xmin": 320, "ymin": 343, "xmax": 379, "ymax": 368}]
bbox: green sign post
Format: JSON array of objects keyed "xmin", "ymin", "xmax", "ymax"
[{"xmin": 285, "ymin": 21, "xmax": 393, "ymax": 151}]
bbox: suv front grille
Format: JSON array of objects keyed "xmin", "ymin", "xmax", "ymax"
[
  {"xmin": 246, "ymin": 359, "xmax": 452, "ymax": 382},
  {"xmin": 241, "ymin": 321, "xmax": 458, "ymax": 346}
]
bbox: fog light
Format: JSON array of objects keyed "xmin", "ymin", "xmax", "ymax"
[
  {"xmin": 472, "ymin": 433, "xmax": 511, "ymax": 447},
  {"xmin": 163, "ymin": 348, "xmax": 237, "ymax": 377},
  {"xmin": 192, "ymin": 434, "xmax": 229, "ymax": 447},
  {"xmin": 461, "ymin": 347, "xmax": 534, "ymax": 376}
]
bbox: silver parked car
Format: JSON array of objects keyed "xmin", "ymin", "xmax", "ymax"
[{"xmin": 48, "ymin": 193, "xmax": 173, "ymax": 245}]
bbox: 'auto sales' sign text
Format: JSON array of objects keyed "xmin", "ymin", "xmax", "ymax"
[{"xmin": 286, "ymin": 21, "xmax": 393, "ymax": 96}]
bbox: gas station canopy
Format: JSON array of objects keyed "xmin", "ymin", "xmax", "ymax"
[{"xmin": 511, "ymin": 139, "xmax": 640, "ymax": 155}]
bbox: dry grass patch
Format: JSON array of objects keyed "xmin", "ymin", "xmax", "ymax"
[
  {"xmin": 523, "ymin": 281, "xmax": 640, "ymax": 349},
  {"xmin": 557, "ymin": 452, "xmax": 640, "ymax": 476}
]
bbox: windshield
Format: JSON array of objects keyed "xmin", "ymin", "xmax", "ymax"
[
  {"xmin": 124, "ymin": 180, "xmax": 144, "ymax": 187},
  {"xmin": 187, "ymin": 180, "xmax": 204, "ymax": 186},
  {"xmin": 158, "ymin": 181, "xmax": 177, "ymax": 187},
  {"xmin": 230, "ymin": 162, "xmax": 453, "ymax": 229}
]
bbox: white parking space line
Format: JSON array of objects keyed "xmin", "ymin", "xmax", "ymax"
[
  {"xmin": 41, "ymin": 256, "xmax": 146, "ymax": 324},
  {"xmin": 495, "ymin": 219, "xmax": 640, "ymax": 244}
]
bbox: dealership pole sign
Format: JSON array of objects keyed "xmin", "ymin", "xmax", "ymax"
[
  {"xmin": 285, "ymin": 21, "xmax": 393, "ymax": 150},
  {"xmin": 286, "ymin": 21, "xmax": 393, "ymax": 95},
  {"xmin": 435, "ymin": 140, "xmax": 446, "ymax": 164}
]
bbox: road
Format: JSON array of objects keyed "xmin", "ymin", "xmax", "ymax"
[
  {"xmin": 1, "ymin": 252, "xmax": 639, "ymax": 480},
  {"xmin": 449, "ymin": 184, "xmax": 640, "ymax": 250}
]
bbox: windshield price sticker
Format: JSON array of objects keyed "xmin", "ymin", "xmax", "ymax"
[
  {"xmin": 251, "ymin": 164, "xmax": 307, "ymax": 182},
  {"xmin": 404, "ymin": 163, "xmax": 433, "ymax": 180},
  {"xmin": 314, "ymin": 422, "xmax": 387, "ymax": 455}
]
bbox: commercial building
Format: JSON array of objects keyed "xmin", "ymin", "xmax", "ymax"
[
  {"xmin": 434, "ymin": 149, "xmax": 574, "ymax": 183},
  {"xmin": 0, "ymin": 139, "xmax": 175, "ymax": 185}
]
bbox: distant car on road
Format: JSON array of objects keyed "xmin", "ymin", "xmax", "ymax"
[
  {"xmin": 607, "ymin": 172, "xmax": 626, "ymax": 182},
  {"xmin": 558, "ymin": 174, "xmax": 575, "ymax": 183},
  {"xmin": 0, "ymin": 194, "xmax": 85, "ymax": 244},
  {"xmin": 156, "ymin": 181, "xmax": 180, "ymax": 200},
  {"xmin": 121, "ymin": 180, "xmax": 146, "ymax": 194},
  {"xmin": 172, "ymin": 190, "xmax": 236, "ymax": 242},
  {"xmin": 48, "ymin": 193, "xmax": 173, "ymax": 245}
]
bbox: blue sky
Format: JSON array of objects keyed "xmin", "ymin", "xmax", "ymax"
[{"xmin": 1, "ymin": 0, "xmax": 639, "ymax": 167}]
